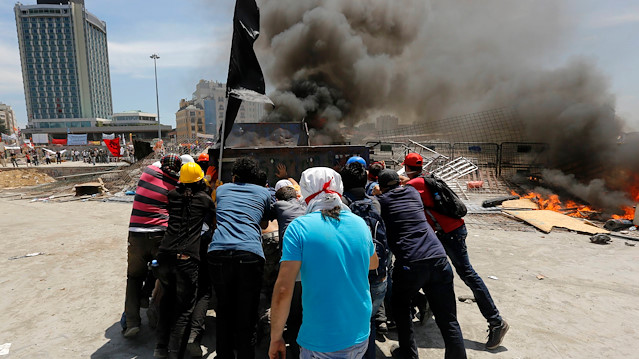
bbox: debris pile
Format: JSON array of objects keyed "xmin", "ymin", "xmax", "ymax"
[{"xmin": 0, "ymin": 169, "xmax": 56, "ymax": 189}]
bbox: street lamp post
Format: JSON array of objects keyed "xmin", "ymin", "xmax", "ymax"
[{"xmin": 150, "ymin": 54, "xmax": 161, "ymax": 140}]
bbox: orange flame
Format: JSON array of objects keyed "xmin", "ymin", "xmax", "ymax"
[{"xmin": 510, "ymin": 191, "xmax": 606, "ymax": 218}]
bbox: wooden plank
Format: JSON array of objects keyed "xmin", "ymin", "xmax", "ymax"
[{"xmin": 503, "ymin": 209, "xmax": 608, "ymax": 234}]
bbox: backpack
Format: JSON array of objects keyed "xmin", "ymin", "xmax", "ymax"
[
  {"xmin": 344, "ymin": 194, "xmax": 390, "ymax": 282},
  {"xmin": 421, "ymin": 174, "xmax": 467, "ymax": 219}
]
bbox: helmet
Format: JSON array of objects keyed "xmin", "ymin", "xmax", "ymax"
[
  {"xmin": 346, "ymin": 156, "xmax": 366, "ymax": 166},
  {"xmin": 180, "ymin": 154, "xmax": 195, "ymax": 163},
  {"xmin": 179, "ymin": 162, "xmax": 204, "ymax": 184},
  {"xmin": 198, "ymin": 153, "xmax": 209, "ymax": 162}
]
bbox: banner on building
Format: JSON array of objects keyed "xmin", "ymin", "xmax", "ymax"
[
  {"xmin": 67, "ymin": 134, "xmax": 88, "ymax": 146},
  {"xmin": 32, "ymin": 133, "xmax": 49, "ymax": 144},
  {"xmin": 103, "ymin": 137, "xmax": 121, "ymax": 157},
  {"xmin": 89, "ymin": 141, "xmax": 102, "ymax": 146},
  {"xmin": 102, "ymin": 133, "xmax": 115, "ymax": 140},
  {"xmin": 1, "ymin": 133, "xmax": 17, "ymax": 142},
  {"xmin": 51, "ymin": 138, "xmax": 67, "ymax": 145}
]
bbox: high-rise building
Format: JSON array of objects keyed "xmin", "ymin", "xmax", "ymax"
[
  {"xmin": 14, "ymin": 0, "xmax": 113, "ymax": 123},
  {"xmin": 0, "ymin": 103, "xmax": 19, "ymax": 135},
  {"xmin": 175, "ymin": 99, "xmax": 205, "ymax": 139}
]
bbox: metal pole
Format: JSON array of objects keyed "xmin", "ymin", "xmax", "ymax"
[
  {"xmin": 217, "ymin": 108, "xmax": 227, "ymax": 183},
  {"xmin": 150, "ymin": 54, "xmax": 161, "ymax": 140}
]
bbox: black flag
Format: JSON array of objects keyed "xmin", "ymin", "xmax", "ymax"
[{"xmin": 218, "ymin": 0, "xmax": 271, "ymax": 146}]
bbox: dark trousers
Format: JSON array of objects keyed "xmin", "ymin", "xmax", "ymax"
[
  {"xmin": 284, "ymin": 281, "xmax": 303, "ymax": 359},
  {"xmin": 208, "ymin": 250, "xmax": 264, "ymax": 359},
  {"xmin": 125, "ymin": 231, "xmax": 164, "ymax": 328},
  {"xmin": 189, "ymin": 259, "xmax": 211, "ymax": 343},
  {"xmin": 439, "ymin": 225, "xmax": 502, "ymax": 326},
  {"xmin": 392, "ymin": 257, "xmax": 466, "ymax": 359},
  {"xmin": 155, "ymin": 254, "xmax": 199, "ymax": 359}
]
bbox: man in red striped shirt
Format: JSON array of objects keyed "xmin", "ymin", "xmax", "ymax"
[{"xmin": 123, "ymin": 154, "xmax": 182, "ymax": 338}]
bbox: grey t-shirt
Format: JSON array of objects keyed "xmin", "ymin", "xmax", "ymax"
[{"xmin": 274, "ymin": 198, "xmax": 307, "ymax": 242}]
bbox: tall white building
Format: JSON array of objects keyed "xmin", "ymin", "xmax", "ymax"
[
  {"xmin": 191, "ymin": 79, "xmax": 267, "ymax": 131},
  {"xmin": 14, "ymin": 0, "xmax": 113, "ymax": 122}
]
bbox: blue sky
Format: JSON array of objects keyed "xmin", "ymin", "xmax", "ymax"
[{"xmin": 1, "ymin": 0, "xmax": 639, "ymax": 130}]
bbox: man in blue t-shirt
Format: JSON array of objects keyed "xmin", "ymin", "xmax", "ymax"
[
  {"xmin": 376, "ymin": 169, "xmax": 466, "ymax": 359},
  {"xmin": 269, "ymin": 167, "xmax": 378, "ymax": 359},
  {"xmin": 207, "ymin": 157, "xmax": 274, "ymax": 359}
]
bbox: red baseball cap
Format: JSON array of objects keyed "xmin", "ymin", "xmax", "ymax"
[{"xmin": 402, "ymin": 153, "xmax": 423, "ymax": 167}]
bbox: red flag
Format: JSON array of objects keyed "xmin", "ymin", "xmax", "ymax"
[{"xmin": 103, "ymin": 137, "xmax": 121, "ymax": 157}]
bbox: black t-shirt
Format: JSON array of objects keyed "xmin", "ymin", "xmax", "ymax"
[
  {"xmin": 159, "ymin": 189, "xmax": 215, "ymax": 261},
  {"xmin": 377, "ymin": 186, "xmax": 446, "ymax": 264}
]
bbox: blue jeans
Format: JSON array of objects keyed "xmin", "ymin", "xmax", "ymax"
[
  {"xmin": 392, "ymin": 257, "xmax": 466, "ymax": 359},
  {"xmin": 364, "ymin": 279, "xmax": 387, "ymax": 359},
  {"xmin": 439, "ymin": 224, "xmax": 502, "ymax": 326},
  {"xmin": 300, "ymin": 339, "xmax": 368, "ymax": 359}
]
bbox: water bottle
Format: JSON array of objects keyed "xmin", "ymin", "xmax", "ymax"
[
  {"xmin": 148, "ymin": 259, "xmax": 158, "ymax": 271},
  {"xmin": 434, "ymin": 192, "xmax": 442, "ymax": 202}
]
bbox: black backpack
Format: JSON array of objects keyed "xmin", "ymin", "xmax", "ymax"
[
  {"xmin": 345, "ymin": 194, "xmax": 390, "ymax": 282},
  {"xmin": 421, "ymin": 174, "xmax": 467, "ymax": 219}
]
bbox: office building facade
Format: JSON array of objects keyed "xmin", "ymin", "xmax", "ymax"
[
  {"xmin": 0, "ymin": 103, "xmax": 19, "ymax": 136},
  {"xmin": 175, "ymin": 79, "xmax": 267, "ymax": 139},
  {"xmin": 14, "ymin": 0, "xmax": 113, "ymax": 122}
]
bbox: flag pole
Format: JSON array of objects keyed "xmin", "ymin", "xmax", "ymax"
[{"xmin": 216, "ymin": 107, "xmax": 228, "ymax": 183}]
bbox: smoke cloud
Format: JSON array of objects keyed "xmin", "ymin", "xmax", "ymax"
[{"xmin": 540, "ymin": 169, "xmax": 633, "ymax": 214}]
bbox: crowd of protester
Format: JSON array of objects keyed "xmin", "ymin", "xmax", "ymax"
[
  {"xmin": 1, "ymin": 146, "xmax": 134, "ymax": 167},
  {"xmin": 122, "ymin": 152, "xmax": 509, "ymax": 359}
]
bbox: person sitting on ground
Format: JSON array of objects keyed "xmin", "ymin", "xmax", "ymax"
[
  {"xmin": 269, "ymin": 167, "xmax": 378, "ymax": 359},
  {"xmin": 154, "ymin": 162, "xmax": 214, "ymax": 359},
  {"xmin": 377, "ymin": 169, "xmax": 466, "ymax": 359},
  {"xmin": 402, "ymin": 152, "xmax": 509, "ymax": 350},
  {"xmin": 207, "ymin": 157, "xmax": 275, "ymax": 359},
  {"xmin": 122, "ymin": 154, "xmax": 182, "ymax": 339}
]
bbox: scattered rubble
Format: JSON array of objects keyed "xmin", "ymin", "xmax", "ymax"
[
  {"xmin": 0, "ymin": 168, "xmax": 56, "ymax": 189},
  {"xmin": 590, "ymin": 234, "xmax": 612, "ymax": 245}
]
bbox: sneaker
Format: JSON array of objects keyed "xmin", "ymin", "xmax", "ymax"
[
  {"xmin": 153, "ymin": 346, "xmax": 168, "ymax": 358},
  {"xmin": 377, "ymin": 321, "xmax": 388, "ymax": 334},
  {"xmin": 122, "ymin": 326, "xmax": 140, "ymax": 338},
  {"xmin": 486, "ymin": 319, "xmax": 509, "ymax": 350}
]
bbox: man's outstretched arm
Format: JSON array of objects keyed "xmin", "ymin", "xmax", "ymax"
[{"xmin": 269, "ymin": 260, "xmax": 302, "ymax": 359}]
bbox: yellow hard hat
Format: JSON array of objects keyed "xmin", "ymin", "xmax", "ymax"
[{"xmin": 179, "ymin": 162, "xmax": 204, "ymax": 184}]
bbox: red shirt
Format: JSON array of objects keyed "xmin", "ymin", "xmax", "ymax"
[{"xmin": 406, "ymin": 176, "xmax": 464, "ymax": 233}]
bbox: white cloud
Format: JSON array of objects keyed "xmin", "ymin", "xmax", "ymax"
[
  {"xmin": 0, "ymin": 41, "xmax": 24, "ymax": 95},
  {"xmin": 589, "ymin": 12, "xmax": 639, "ymax": 28},
  {"xmin": 108, "ymin": 35, "xmax": 231, "ymax": 78}
]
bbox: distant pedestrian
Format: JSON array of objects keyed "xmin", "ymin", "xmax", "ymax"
[
  {"xmin": 25, "ymin": 152, "xmax": 31, "ymax": 167},
  {"xmin": 32, "ymin": 152, "xmax": 39, "ymax": 166},
  {"xmin": 11, "ymin": 152, "xmax": 18, "ymax": 167},
  {"xmin": 45, "ymin": 151, "xmax": 51, "ymax": 165},
  {"xmin": 56, "ymin": 151, "xmax": 61, "ymax": 164}
]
